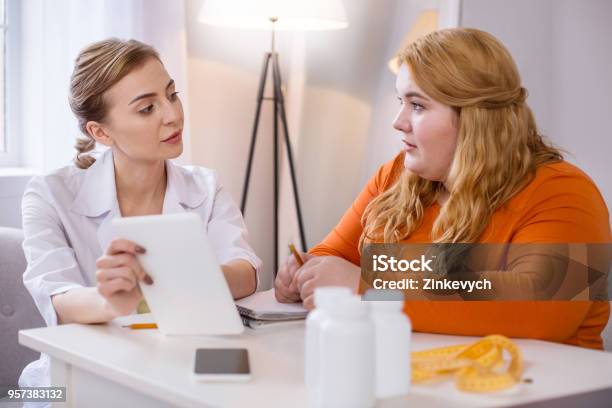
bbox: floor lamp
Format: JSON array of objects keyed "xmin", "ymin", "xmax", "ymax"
[{"xmin": 199, "ymin": 0, "xmax": 348, "ymax": 274}]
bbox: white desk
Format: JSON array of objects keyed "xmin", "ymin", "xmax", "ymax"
[{"xmin": 19, "ymin": 321, "xmax": 612, "ymax": 408}]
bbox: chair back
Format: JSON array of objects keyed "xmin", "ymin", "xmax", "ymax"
[{"xmin": 0, "ymin": 227, "xmax": 45, "ymax": 395}]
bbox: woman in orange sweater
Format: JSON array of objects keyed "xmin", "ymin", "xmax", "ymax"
[{"xmin": 274, "ymin": 28, "xmax": 611, "ymax": 349}]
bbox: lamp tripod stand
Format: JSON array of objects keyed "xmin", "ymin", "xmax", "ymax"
[{"xmin": 240, "ymin": 18, "xmax": 307, "ymax": 275}]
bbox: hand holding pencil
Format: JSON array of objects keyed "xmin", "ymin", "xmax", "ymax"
[
  {"xmin": 274, "ymin": 243, "xmax": 312, "ymax": 303},
  {"xmin": 288, "ymin": 244, "xmax": 304, "ymax": 266}
]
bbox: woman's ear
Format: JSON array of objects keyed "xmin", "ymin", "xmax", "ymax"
[{"xmin": 85, "ymin": 121, "xmax": 113, "ymax": 146}]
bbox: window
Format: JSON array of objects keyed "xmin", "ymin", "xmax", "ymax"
[
  {"xmin": 0, "ymin": 0, "xmax": 6, "ymax": 153},
  {"xmin": 0, "ymin": 0, "xmax": 19, "ymax": 167}
]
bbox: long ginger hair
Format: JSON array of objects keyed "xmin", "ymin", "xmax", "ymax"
[{"xmin": 361, "ymin": 28, "xmax": 562, "ymax": 246}]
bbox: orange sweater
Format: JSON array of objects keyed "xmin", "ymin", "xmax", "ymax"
[{"xmin": 310, "ymin": 153, "xmax": 611, "ymax": 349}]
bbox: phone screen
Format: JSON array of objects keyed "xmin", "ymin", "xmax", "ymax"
[{"xmin": 194, "ymin": 348, "xmax": 250, "ymax": 375}]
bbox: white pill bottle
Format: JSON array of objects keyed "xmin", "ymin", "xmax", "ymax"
[
  {"xmin": 317, "ymin": 295, "xmax": 375, "ymax": 408},
  {"xmin": 370, "ymin": 299, "xmax": 412, "ymax": 398},
  {"xmin": 304, "ymin": 287, "xmax": 352, "ymax": 399}
]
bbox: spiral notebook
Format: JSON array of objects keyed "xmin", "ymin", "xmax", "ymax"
[{"xmin": 235, "ymin": 289, "xmax": 308, "ymax": 321}]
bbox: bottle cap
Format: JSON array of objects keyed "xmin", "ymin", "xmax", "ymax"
[
  {"xmin": 329, "ymin": 295, "xmax": 369, "ymax": 319},
  {"xmin": 314, "ymin": 286, "xmax": 352, "ymax": 310}
]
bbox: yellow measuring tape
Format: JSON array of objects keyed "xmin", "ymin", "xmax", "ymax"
[{"xmin": 411, "ymin": 335, "xmax": 524, "ymax": 393}]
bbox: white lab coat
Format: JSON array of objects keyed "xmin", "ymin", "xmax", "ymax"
[{"xmin": 18, "ymin": 149, "xmax": 261, "ymax": 388}]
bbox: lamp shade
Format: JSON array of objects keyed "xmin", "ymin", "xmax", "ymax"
[
  {"xmin": 198, "ymin": 0, "xmax": 348, "ymax": 31},
  {"xmin": 388, "ymin": 9, "xmax": 438, "ymax": 74}
]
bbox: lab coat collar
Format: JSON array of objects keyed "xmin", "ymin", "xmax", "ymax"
[
  {"xmin": 70, "ymin": 149, "xmax": 208, "ymax": 217},
  {"xmin": 164, "ymin": 159, "xmax": 208, "ymax": 211}
]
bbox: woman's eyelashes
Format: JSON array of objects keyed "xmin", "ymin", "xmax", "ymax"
[
  {"xmin": 137, "ymin": 92, "xmax": 180, "ymax": 115},
  {"xmin": 397, "ymin": 96, "xmax": 425, "ymax": 112},
  {"xmin": 138, "ymin": 104, "xmax": 154, "ymax": 115},
  {"xmin": 411, "ymin": 102, "xmax": 425, "ymax": 112}
]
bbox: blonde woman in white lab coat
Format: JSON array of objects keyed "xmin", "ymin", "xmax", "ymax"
[{"xmin": 19, "ymin": 39, "xmax": 261, "ymax": 388}]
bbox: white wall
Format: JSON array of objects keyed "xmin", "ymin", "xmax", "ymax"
[
  {"xmin": 549, "ymin": 0, "xmax": 612, "ymax": 211},
  {"xmin": 461, "ymin": 0, "xmax": 612, "ymax": 214}
]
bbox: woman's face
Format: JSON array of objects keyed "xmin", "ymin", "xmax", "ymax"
[
  {"xmin": 393, "ymin": 64, "xmax": 458, "ymax": 183},
  {"xmin": 95, "ymin": 57, "xmax": 184, "ymax": 162}
]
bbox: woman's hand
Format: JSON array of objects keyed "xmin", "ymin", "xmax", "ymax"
[
  {"xmin": 95, "ymin": 239, "xmax": 152, "ymax": 317},
  {"xmin": 295, "ymin": 256, "xmax": 360, "ymax": 309},
  {"xmin": 274, "ymin": 251, "xmax": 315, "ymax": 303}
]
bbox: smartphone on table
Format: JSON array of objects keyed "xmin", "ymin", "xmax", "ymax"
[{"xmin": 193, "ymin": 348, "xmax": 251, "ymax": 382}]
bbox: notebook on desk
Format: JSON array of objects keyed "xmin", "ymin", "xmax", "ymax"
[{"xmin": 235, "ymin": 289, "xmax": 308, "ymax": 321}]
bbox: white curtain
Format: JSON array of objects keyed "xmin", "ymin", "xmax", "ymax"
[{"xmin": 20, "ymin": 0, "xmax": 191, "ymax": 171}]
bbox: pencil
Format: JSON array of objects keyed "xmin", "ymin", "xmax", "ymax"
[
  {"xmin": 122, "ymin": 323, "xmax": 158, "ymax": 330},
  {"xmin": 289, "ymin": 243, "xmax": 305, "ymax": 266}
]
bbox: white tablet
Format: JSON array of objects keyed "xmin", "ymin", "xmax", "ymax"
[{"xmin": 111, "ymin": 213, "xmax": 244, "ymax": 336}]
